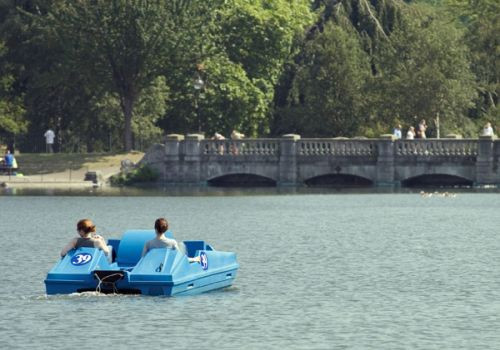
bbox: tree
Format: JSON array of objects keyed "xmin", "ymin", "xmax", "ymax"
[
  {"xmin": 161, "ymin": 0, "xmax": 314, "ymax": 137},
  {"xmin": 38, "ymin": 0, "xmax": 209, "ymax": 151},
  {"xmin": 0, "ymin": 41, "xmax": 27, "ymax": 142},
  {"xmin": 87, "ymin": 77, "xmax": 167, "ymax": 152},
  {"xmin": 272, "ymin": 0, "xmax": 406, "ymax": 136},
  {"xmin": 277, "ymin": 22, "xmax": 372, "ymax": 137},
  {"xmin": 445, "ymin": 0, "xmax": 499, "ymax": 127},
  {"xmin": 371, "ymin": 5, "xmax": 477, "ymax": 135}
]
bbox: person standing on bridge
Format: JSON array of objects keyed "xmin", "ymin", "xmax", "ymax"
[
  {"xmin": 406, "ymin": 126, "xmax": 416, "ymax": 140},
  {"xmin": 212, "ymin": 132, "xmax": 226, "ymax": 155},
  {"xmin": 481, "ymin": 122, "xmax": 494, "ymax": 137},
  {"xmin": 393, "ymin": 124, "xmax": 402, "ymax": 139},
  {"xmin": 417, "ymin": 119, "xmax": 427, "ymax": 139},
  {"xmin": 230, "ymin": 130, "xmax": 245, "ymax": 155}
]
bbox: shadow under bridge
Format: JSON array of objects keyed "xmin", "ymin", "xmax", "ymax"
[
  {"xmin": 304, "ymin": 173, "xmax": 374, "ymax": 187},
  {"xmin": 207, "ymin": 173, "xmax": 277, "ymax": 187},
  {"xmin": 402, "ymin": 174, "xmax": 473, "ymax": 187}
]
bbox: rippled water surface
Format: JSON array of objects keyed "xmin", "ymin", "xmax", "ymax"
[{"xmin": 1, "ymin": 191, "xmax": 499, "ymax": 349}]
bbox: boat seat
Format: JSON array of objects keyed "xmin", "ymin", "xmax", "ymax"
[
  {"xmin": 108, "ymin": 239, "xmax": 120, "ymax": 261},
  {"xmin": 183, "ymin": 240, "xmax": 211, "ymax": 258}
]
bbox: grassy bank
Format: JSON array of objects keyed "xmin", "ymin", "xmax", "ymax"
[{"xmin": 15, "ymin": 152, "xmax": 144, "ymax": 175}]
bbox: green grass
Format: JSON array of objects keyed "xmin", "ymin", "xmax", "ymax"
[{"xmin": 15, "ymin": 152, "xmax": 144, "ymax": 175}]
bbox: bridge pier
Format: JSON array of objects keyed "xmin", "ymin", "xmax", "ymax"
[
  {"xmin": 163, "ymin": 134, "xmax": 184, "ymax": 183},
  {"xmin": 376, "ymin": 135, "xmax": 398, "ymax": 187},
  {"xmin": 278, "ymin": 134, "xmax": 300, "ymax": 186},
  {"xmin": 183, "ymin": 134, "xmax": 205, "ymax": 184},
  {"xmin": 475, "ymin": 135, "xmax": 496, "ymax": 186}
]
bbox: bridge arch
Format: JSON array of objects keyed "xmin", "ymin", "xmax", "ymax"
[
  {"xmin": 304, "ymin": 173, "xmax": 374, "ymax": 187},
  {"xmin": 207, "ymin": 173, "xmax": 277, "ymax": 187},
  {"xmin": 402, "ymin": 173, "xmax": 473, "ymax": 187}
]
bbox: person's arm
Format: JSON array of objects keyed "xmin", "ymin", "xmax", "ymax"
[
  {"xmin": 94, "ymin": 237, "xmax": 110, "ymax": 256},
  {"xmin": 141, "ymin": 242, "xmax": 149, "ymax": 257},
  {"xmin": 172, "ymin": 239, "xmax": 180, "ymax": 251},
  {"xmin": 60, "ymin": 238, "xmax": 77, "ymax": 257},
  {"xmin": 171, "ymin": 240, "xmax": 198, "ymax": 262}
]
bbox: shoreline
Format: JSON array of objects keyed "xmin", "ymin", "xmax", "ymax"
[
  {"xmin": 0, "ymin": 178, "xmax": 97, "ymax": 189},
  {"xmin": 1, "ymin": 180, "xmax": 498, "ymax": 197},
  {"xmin": 1, "ymin": 151, "xmax": 145, "ymax": 189}
]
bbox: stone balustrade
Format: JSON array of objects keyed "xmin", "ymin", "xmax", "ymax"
[
  {"xmin": 395, "ymin": 139, "xmax": 478, "ymax": 157},
  {"xmin": 298, "ymin": 139, "xmax": 377, "ymax": 157},
  {"xmin": 142, "ymin": 134, "xmax": 499, "ymax": 187},
  {"xmin": 202, "ymin": 139, "xmax": 279, "ymax": 156}
]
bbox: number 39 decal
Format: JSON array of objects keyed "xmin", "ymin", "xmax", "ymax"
[{"xmin": 71, "ymin": 253, "xmax": 93, "ymax": 266}]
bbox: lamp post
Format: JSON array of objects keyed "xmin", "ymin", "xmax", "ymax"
[
  {"xmin": 435, "ymin": 112, "xmax": 440, "ymax": 139},
  {"xmin": 193, "ymin": 74, "xmax": 204, "ymax": 133}
]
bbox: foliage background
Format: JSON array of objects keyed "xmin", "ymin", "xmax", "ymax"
[{"xmin": 0, "ymin": 0, "xmax": 498, "ymax": 152}]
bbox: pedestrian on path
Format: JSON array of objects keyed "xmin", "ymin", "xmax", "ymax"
[
  {"xmin": 44, "ymin": 128, "xmax": 55, "ymax": 153},
  {"xmin": 4, "ymin": 150, "xmax": 14, "ymax": 175}
]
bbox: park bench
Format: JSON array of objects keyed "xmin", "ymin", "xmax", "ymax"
[{"xmin": 0, "ymin": 165, "xmax": 20, "ymax": 175}]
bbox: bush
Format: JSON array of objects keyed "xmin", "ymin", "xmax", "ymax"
[{"xmin": 110, "ymin": 164, "xmax": 159, "ymax": 186}]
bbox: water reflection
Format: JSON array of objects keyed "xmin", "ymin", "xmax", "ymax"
[{"xmin": 0, "ymin": 184, "xmax": 498, "ymax": 196}]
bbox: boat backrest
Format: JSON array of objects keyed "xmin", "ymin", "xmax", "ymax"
[
  {"xmin": 183, "ymin": 240, "xmax": 211, "ymax": 258},
  {"xmin": 130, "ymin": 248, "xmax": 183, "ymax": 277},
  {"xmin": 116, "ymin": 230, "xmax": 174, "ymax": 267},
  {"xmin": 49, "ymin": 247, "xmax": 112, "ymax": 274},
  {"xmin": 108, "ymin": 239, "xmax": 121, "ymax": 260}
]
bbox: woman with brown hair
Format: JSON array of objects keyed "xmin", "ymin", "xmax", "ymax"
[
  {"xmin": 60, "ymin": 219, "xmax": 110, "ymax": 257},
  {"xmin": 142, "ymin": 218, "xmax": 200, "ymax": 263}
]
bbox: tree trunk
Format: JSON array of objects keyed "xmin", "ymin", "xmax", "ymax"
[{"xmin": 121, "ymin": 95, "xmax": 135, "ymax": 152}]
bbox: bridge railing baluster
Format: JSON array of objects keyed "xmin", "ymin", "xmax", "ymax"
[
  {"xmin": 393, "ymin": 139, "xmax": 479, "ymax": 160},
  {"xmin": 202, "ymin": 138, "xmax": 282, "ymax": 157},
  {"xmin": 296, "ymin": 139, "xmax": 377, "ymax": 158},
  {"xmin": 202, "ymin": 138, "xmax": 481, "ymax": 160}
]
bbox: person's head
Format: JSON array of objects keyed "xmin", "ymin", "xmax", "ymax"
[
  {"xmin": 154, "ymin": 218, "xmax": 168, "ymax": 235},
  {"xmin": 397, "ymin": 124, "xmax": 402, "ymax": 129},
  {"xmin": 485, "ymin": 122, "xmax": 491, "ymax": 128},
  {"xmin": 77, "ymin": 219, "xmax": 96, "ymax": 236},
  {"xmin": 410, "ymin": 126, "xmax": 415, "ymax": 131}
]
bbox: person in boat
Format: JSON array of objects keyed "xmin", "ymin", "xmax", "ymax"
[
  {"xmin": 142, "ymin": 218, "xmax": 200, "ymax": 263},
  {"xmin": 60, "ymin": 219, "xmax": 110, "ymax": 257}
]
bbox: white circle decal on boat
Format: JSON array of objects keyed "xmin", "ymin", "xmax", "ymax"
[
  {"xmin": 200, "ymin": 252, "xmax": 208, "ymax": 270},
  {"xmin": 71, "ymin": 253, "xmax": 93, "ymax": 266}
]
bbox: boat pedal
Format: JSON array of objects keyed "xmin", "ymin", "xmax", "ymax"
[
  {"xmin": 93, "ymin": 270, "xmax": 125, "ymax": 283},
  {"xmin": 93, "ymin": 270, "xmax": 125, "ymax": 293}
]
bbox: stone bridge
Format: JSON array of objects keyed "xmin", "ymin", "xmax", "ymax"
[{"xmin": 141, "ymin": 134, "xmax": 500, "ymax": 187}]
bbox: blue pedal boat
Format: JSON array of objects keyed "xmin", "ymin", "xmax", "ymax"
[{"xmin": 45, "ymin": 230, "xmax": 239, "ymax": 296}]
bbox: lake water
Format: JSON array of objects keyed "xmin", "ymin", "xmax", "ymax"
[{"xmin": 1, "ymin": 189, "xmax": 499, "ymax": 349}]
